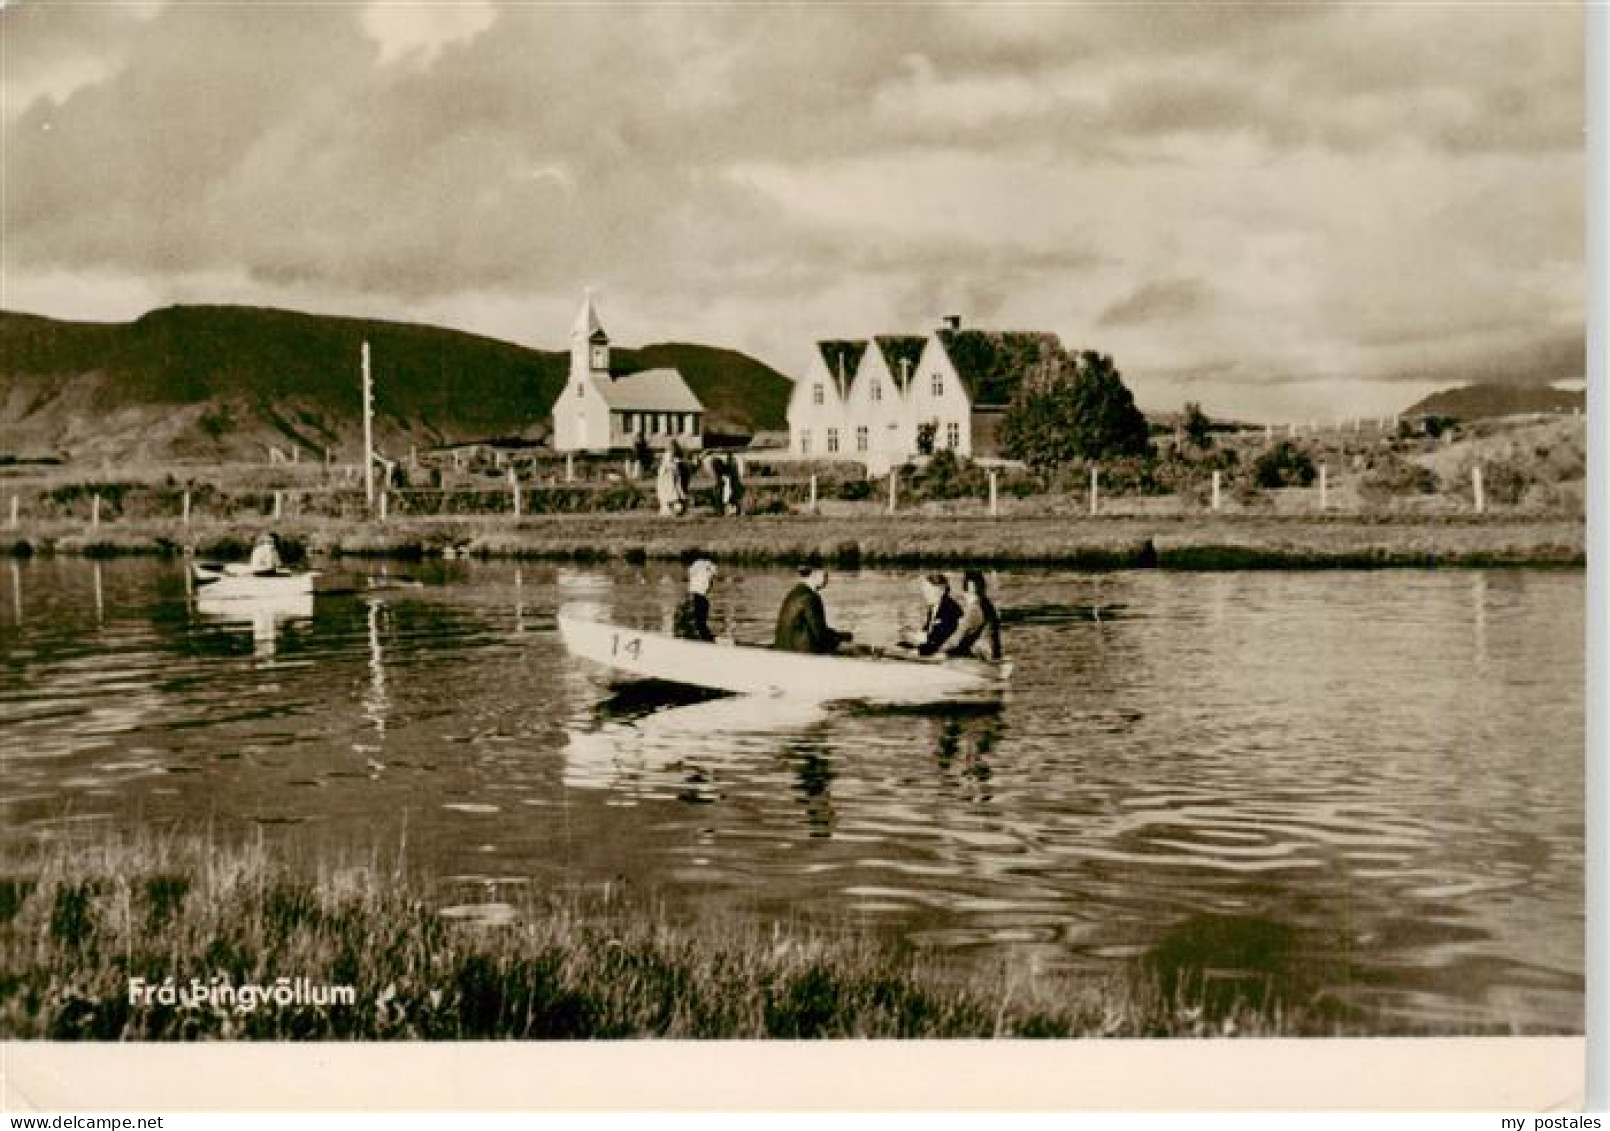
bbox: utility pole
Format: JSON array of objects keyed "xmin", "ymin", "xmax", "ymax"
[{"xmin": 362, "ymin": 341, "xmax": 375, "ymax": 509}]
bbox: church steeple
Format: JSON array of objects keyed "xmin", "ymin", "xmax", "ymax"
[{"xmin": 571, "ymin": 288, "xmax": 609, "ymax": 383}]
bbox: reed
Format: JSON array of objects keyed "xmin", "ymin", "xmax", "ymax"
[{"xmin": 0, "ymin": 829, "xmax": 1367, "ymax": 1040}]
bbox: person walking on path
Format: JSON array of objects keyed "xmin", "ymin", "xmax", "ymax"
[
  {"xmin": 773, "ymin": 567, "xmax": 852, "ymax": 654},
  {"xmin": 656, "ymin": 449, "xmax": 687, "ymax": 516}
]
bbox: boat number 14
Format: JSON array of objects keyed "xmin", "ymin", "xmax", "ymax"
[{"xmin": 610, "ymin": 633, "xmax": 644, "ymax": 660}]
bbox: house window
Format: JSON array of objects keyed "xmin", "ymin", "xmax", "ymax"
[
  {"xmin": 871, "ymin": 380, "xmax": 882, "ymax": 402},
  {"xmin": 946, "ymin": 422, "xmax": 961, "ymax": 449},
  {"xmin": 856, "ymin": 426, "xmax": 869, "ymax": 452},
  {"xmin": 813, "ymin": 383, "xmax": 824, "ymax": 405},
  {"xmin": 931, "ymin": 373, "xmax": 944, "ymax": 397},
  {"xmin": 800, "ymin": 430, "xmax": 811, "ymax": 455},
  {"xmin": 827, "ymin": 428, "xmax": 840, "ymax": 454}
]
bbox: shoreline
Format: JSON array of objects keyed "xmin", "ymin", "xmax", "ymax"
[{"xmin": 0, "ymin": 512, "xmax": 1586, "ymax": 570}]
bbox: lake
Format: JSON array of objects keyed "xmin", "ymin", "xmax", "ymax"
[{"xmin": 0, "ymin": 557, "xmax": 1584, "ymax": 1033}]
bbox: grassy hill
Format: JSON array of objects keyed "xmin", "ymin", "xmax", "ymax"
[
  {"xmin": 0, "ymin": 305, "xmax": 792, "ymax": 462},
  {"xmin": 1403, "ymin": 382, "xmax": 1584, "ymax": 421}
]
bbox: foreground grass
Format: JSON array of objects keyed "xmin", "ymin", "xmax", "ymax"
[
  {"xmin": 0, "ymin": 512, "xmax": 1588, "ymax": 569},
  {"xmin": 1, "ymin": 831, "xmax": 1331, "ymax": 1040}
]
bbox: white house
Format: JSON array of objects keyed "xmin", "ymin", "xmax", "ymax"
[
  {"xmin": 786, "ymin": 316, "xmax": 1063, "ymax": 471},
  {"xmin": 551, "ymin": 292, "xmax": 704, "ymax": 453}
]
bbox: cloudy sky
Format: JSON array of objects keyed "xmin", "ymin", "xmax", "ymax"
[{"xmin": 1, "ymin": 1, "xmax": 1585, "ymax": 420}]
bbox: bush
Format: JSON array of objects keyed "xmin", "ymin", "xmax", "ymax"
[
  {"xmin": 1357, "ymin": 454, "xmax": 1439, "ymax": 503},
  {"xmin": 1251, "ymin": 442, "xmax": 1317, "ymax": 489}
]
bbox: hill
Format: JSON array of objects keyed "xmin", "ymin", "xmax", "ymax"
[
  {"xmin": 0, "ymin": 305, "xmax": 792, "ymax": 462},
  {"xmin": 1402, "ymin": 382, "xmax": 1584, "ymax": 421}
]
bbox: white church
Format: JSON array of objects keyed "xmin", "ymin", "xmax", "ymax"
[
  {"xmin": 551, "ymin": 292, "xmax": 705, "ymax": 453},
  {"xmin": 786, "ymin": 316, "xmax": 1064, "ymax": 473}
]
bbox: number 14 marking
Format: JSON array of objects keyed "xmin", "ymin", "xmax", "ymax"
[{"xmin": 610, "ymin": 634, "xmax": 643, "ymax": 660}]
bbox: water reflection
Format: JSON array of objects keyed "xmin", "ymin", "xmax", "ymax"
[
  {"xmin": 194, "ymin": 592, "xmax": 314, "ymax": 660},
  {"xmin": 9, "ymin": 559, "xmax": 20, "ymax": 626},
  {"xmin": 357, "ymin": 597, "xmax": 391, "ymax": 761}
]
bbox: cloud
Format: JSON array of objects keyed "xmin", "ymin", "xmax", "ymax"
[
  {"xmin": 360, "ymin": 1, "xmax": 496, "ymax": 68},
  {"xmin": 1099, "ymin": 279, "xmax": 1213, "ymax": 328},
  {"xmin": 0, "ymin": 3, "xmax": 1584, "ymax": 418}
]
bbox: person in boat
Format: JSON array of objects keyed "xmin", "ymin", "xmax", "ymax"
[
  {"xmin": 900, "ymin": 573, "xmax": 963, "ymax": 656},
  {"xmin": 946, "ymin": 569, "xmax": 1003, "ymax": 662},
  {"xmin": 773, "ymin": 566, "xmax": 852, "ymax": 654},
  {"xmin": 249, "ymin": 532, "xmax": 283, "ymax": 574},
  {"xmin": 672, "ymin": 558, "xmax": 718, "ymax": 642}
]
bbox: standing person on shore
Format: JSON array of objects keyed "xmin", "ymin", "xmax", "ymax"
[
  {"xmin": 723, "ymin": 455, "xmax": 745, "ymax": 517},
  {"xmin": 632, "ymin": 434, "xmax": 653, "ymax": 481},
  {"xmin": 672, "ymin": 558, "xmax": 719, "ymax": 642},
  {"xmin": 656, "ymin": 449, "xmax": 686, "ymax": 516},
  {"xmin": 773, "ymin": 567, "xmax": 852, "ymax": 654},
  {"xmin": 249, "ymin": 532, "xmax": 283, "ymax": 574},
  {"xmin": 902, "ymin": 573, "xmax": 963, "ymax": 656},
  {"xmin": 709, "ymin": 454, "xmax": 729, "ymax": 516},
  {"xmin": 946, "ymin": 569, "xmax": 1003, "ymax": 662}
]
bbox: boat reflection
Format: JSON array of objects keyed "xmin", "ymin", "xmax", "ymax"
[
  {"xmin": 193, "ymin": 591, "xmax": 314, "ymax": 660},
  {"xmin": 563, "ymin": 689, "xmax": 829, "ymax": 794}
]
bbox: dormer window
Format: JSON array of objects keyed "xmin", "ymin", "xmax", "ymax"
[{"xmin": 591, "ymin": 344, "xmax": 608, "ymax": 370}]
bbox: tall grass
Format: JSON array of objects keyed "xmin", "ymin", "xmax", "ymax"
[{"xmin": 0, "ymin": 829, "xmax": 1343, "ymax": 1040}]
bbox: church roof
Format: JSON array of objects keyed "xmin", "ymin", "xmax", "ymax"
[{"xmin": 595, "ymin": 368, "xmax": 703, "ymax": 413}]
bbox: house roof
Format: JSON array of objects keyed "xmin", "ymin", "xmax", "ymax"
[
  {"xmin": 935, "ymin": 329, "xmax": 1064, "ymax": 407},
  {"xmin": 873, "ymin": 335, "xmax": 927, "ymax": 391},
  {"xmin": 595, "ymin": 368, "xmax": 703, "ymax": 413},
  {"xmin": 816, "ymin": 340, "xmax": 868, "ymax": 400}
]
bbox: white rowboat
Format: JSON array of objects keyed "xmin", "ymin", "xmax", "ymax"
[
  {"xmin": 557, "ymin": 614, "xmax": 1011, "ymax": 704},
  {"xmin": 191, "ymin": 562, "xmax": 318, "ymax": 599}
]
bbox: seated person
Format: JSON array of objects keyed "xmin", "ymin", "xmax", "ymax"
[
  {"xmin": 946, "ymin": 569, "xmax": 1003, "ymax": 661},
  {"xmin": 773, "ymin": 566, "xmax": 852, "ymax": 654},
  {"xmin": 672, "ymin": 558, "xmax": 718, "ymax": 642},
  {"xmin": 902, "ymin": 573, "xmax": 963, "ymax": 656},
  {"xmin": 249, "ymin": 533, "xmax": 283, "ymax": 574}
]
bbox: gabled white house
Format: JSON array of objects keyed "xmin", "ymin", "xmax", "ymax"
[
  {"xmin": 786, "ymin": 339, "xmax": 866, "ymax": 458},
  {"xmin": 786, "ymin": 316, "xmax": 1065, "ymax": 468},
  {"xmin": 551, "ymin": 292, "xmax": 704, "ymax": 453}
]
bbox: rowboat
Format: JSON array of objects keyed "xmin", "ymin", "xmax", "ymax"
[
  {"xmin": 557, "ymin": 614, "xmax": 1011, "ymax": 705},
  {"xmin": 190, "ymin": 561, "xmax": 318, "ymax": 599}
]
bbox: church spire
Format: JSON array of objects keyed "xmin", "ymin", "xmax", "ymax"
[{"xmin": 573, "ymin": 287, "xmax": 606, "ymax": 341}]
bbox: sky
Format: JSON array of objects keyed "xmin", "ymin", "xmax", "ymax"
[{"xmin": 0, "ymin": 1, "xmax": 1587, "ymax": 421}]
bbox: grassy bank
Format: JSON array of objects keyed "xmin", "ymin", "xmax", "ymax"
[
  {"xmin": 1, "ymin": 830, "xmax": 1346, "ymax": 1040},
  {"xmin": 0, "ymin": 512, "xmax": 1587, "ymax": 569}
]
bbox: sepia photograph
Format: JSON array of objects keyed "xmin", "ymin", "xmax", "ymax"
[{"xmin": 0, "ymin": 0, "xmax": 1596, "ymax": 1112}]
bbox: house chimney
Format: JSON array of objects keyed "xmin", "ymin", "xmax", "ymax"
[{"xmin": 942, "ymin": 315, "xmax": 961, "ymax": 331}]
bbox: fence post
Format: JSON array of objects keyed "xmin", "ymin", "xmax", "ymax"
[
  {"xmin": 888, "ymin": 469, "xmax": 898, "ymax": 515},
  {"xmin": 1473, "ymin": 465, "xmax": 1485, "ymax": 514},
  {"xmin": 7, "ymin": 496, "xmax": 16, "ymax": 530},
  {"xmin": 565, "ymin": 453, "xmax": 575, "ymax": 483},
  {"xmin": 1265, "ymin": 424, "xmax": 1273, "ymax": 441},
  {"xmin": 379, "ymin": 488, "xmax": 389, "ymax": 522},
  {"xmin": 91, "ymin": 494, "xmax": 101, "ymax": 529},
  {"xmin": 273, "ymin": 491, "xmax": 283, "ymax": 521},
  {"xmin": 988, "ymin": 470, "xmax": 999, "ymax": 517},
  {"xmin": 510, "ymin": 467, "xmax": 522, "ymax": 518},
  {"xmin": 1318, "ymin": 465, "xmax": 1328, "ymax": 511},
  {"xmin": 182, "ymin": 489, "xmax": 191, "ymax": 526},
  {"xmin": 1089, "ymin": 466, "xmax": 1099, "ymax": 516},
  {"xmin": 809, "ymin": 474, "xmax": 818, "ymax": 515},
  {"xmin": 1211, "ymin": 470, "xmax": 1221, "ymax": 512}
]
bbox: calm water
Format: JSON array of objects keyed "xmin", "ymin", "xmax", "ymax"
[{"xmin": 0, "ymin": 557, "xmax": 1584, "ymax": 1033}]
